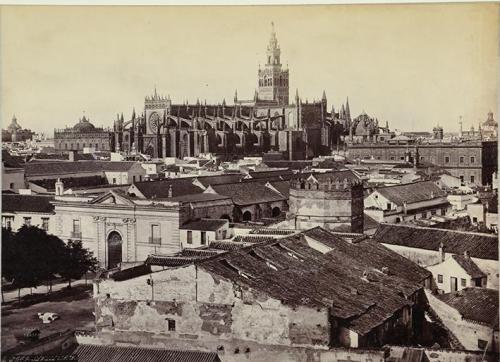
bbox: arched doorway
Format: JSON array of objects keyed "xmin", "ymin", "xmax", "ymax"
[
  {"xmin": 272, "ymin": 207, "xmax": 281, "ymax": 217},
  {"xmin": 242, "ymin": 211, "xmax": 252, "ymax": 222},
  {"xmin": 107, "ymin": 231, "xmax": 122, "ymax": 269}
]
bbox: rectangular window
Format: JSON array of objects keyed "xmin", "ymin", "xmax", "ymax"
[
  {"xmin": 431, "ymin": 210, "xmax": 436, "ymax": 216},
  {"xmin": 23, "ymin": 217, "xmax": 32, "ymax": 226},
  {"xmin": 187, "ymin": 231, "xmax": 192, "ymax": 244},
  {"xmin": 390, "ymin": 156, "xmax": 395, "ymax": 161},
  {"xmin": 167, "ymin": 319, "xmax": 176, "ymax": 331},
  {"xmin": 470, "ymin": 156, "xmax": 475, "ymax": 163},
  {"xmin": 386, "ymin": 203, "xmax": 391, "ymax": 210},
  {"xmin": 459, "ymin": 156, "xmax": 464, "ymax": 163},
  {"xmin": 201, "ymin": 231, "xmax": 206, "ymax": 245},
  {"xmin": 420, "ymin": 156, "xmax": 425, "ymax": 161},
  {"xmin": 150, "ymin": 224, "xmax": 161, "ymax": 244},
  {"xmin": 460, "ymin": 175, "xmax": 464, "ymax": 183},
  {"xmin": 112, "ymin": 178, "xmax": 117, "ymax": 184},
  {"xmin": 9, "ymin": 182, "xmax": 14, "ymax": 189},
  {"xmin": 472, "ymin": 217, "xmax": 478, "ymax": 223},
  {"xmin": 461, "ymin": 278, "xmax": 466, "ymax": 287},
  {"xmin": 41, "ymin": 218, "xmax": 49, "ymax": 231},
  {"xmin": 470, "ymin": 175, "xmax": 475, "ymax": 183},
  {"xmin": 71, "ymin": 219, "xmax": 81, "ymax": 238},
  {"xmin": 400, "ymin": 156, "xmax": 405, "ymax": 160},
  {"xmin": 437, "ymin": 274, "xmax": 443, "ymax": 283},
  {"xmin": 95, "ymin": 143, "xmax": 98, "ymax": 149},
  {"xmin": 445, "ymin": 156, "xmax": 450, "ymax": 163},
  {"xmin": 73, "ymin": 219, "xmax": 81, "ymax": 233},
  {"xmin": 2, "ymin": 216, "xmax": 14, "ymax": 229},
  {"xmin": 421, "ymin": 213, "xmax": 426, "ymax": 219}
]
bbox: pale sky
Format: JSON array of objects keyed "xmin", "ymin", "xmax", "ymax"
[{"xmin": 1, "ymin": 4, "xmax": 498, "ymax": 135}]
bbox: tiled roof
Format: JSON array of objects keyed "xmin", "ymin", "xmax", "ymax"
[
  {"xmin": 2, "ymin": 194, "xmax": 55, "ymax": 214},
  {"xmin": 30, "ymin": 153, "xmax": 95, "ymax": 161},
  {"xmin": 249, "ymin": 228, "xmax": 295, "ymax": 235},
  {"xmin": 233, "ymin": 235, "xmax": 275, "ymax": 243},
  {"xmin": 210, "ymin": 180, "xmax": 286, "ymax": 206},
  {"xmin": 373, "ymin": 224, "xmax": 498, "ymax": 260},
  {"xmin": 198, "ymin": 227, "xmax": 431, "ymax": 335},
  {"xmin": 74, "ymin": 344, "xmax": 221, "ymax": 362},
  {"xmin": 25, "ymin": 161, "xmax": 140, "ymax": 177},
  {"xmin": 131, "ymin": 178, "xmax": 204, "ymax": 199},
  {"xmin": 268, "ymin": 180, "xmax": 290, "ymax": 197},
  {"xmin": 111, "ymin": 264, "xmax": 152, "ymax": 281},
  {"xmin": 437, "ymin": 288, "xmax": 498, "ymax": 327},
  {"xmin": 195, "ymin": 174, "xmax": 244, "ymax": 187},
  {"xmin": 145, "ymin": 255, "xmax": 203, "ymax": 267},
  {"xmin": 263, "ymin": 160, "xmax": 313, "ymax": 169},
  {"xmin": 167, "ymin": 193, "xmax": 231, "ymax": 203},
  {"xmin": 209, "ymin": 241, "xmax": 247, "ymax": 251},
  {"xmin": 364, "ymin": 213, "xmax": 380, "ymax": 230},
  {"xmin": 451, "ymin": 255, "xmax": 486, "ymax": 278},
  {"xmin": 2, "ymin": 150, "xmax": 26, "ymax": 168},
  {"xmin": 180, "ymin": 219, "xmax": 228, "ymax": 231},
  {"xmin": 375, "ymin": 181, "xmax": 446, "ymax": 205},
  {"xmin": 30, "ymin": 175, "xmax": 107, "ymax": 191}
]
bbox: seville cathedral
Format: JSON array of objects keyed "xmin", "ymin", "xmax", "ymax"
[{"xmin": 54, "ymin": 24, "xmax": 355, "ymax": 159}]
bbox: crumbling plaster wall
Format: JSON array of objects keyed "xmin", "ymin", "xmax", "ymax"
[{"xmin": 95, "ymin": 265, "xmax": 331, "ymax": 350}]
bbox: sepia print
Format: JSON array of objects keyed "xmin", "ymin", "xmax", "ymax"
[{"xmin": 1, "ymin": 3, "xmax": 499, "ymax": 361}]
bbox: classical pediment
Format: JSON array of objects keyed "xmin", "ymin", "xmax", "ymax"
[{"xmin": 90, "ymin": 191, "xmax": 135, "ymax": 206}]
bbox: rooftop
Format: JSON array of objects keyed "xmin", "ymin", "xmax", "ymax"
[
  {"xmin": 73, "ymin": 344, "xmax": 221, "ymax": 362},
  {"xmin": 2, "ymin": 193, "xmax": 55, "ymax": 214},
  {"xmin": 375, "ymin": 181, "xmax": 447, "ymax": 206},
  {"xmin": 373, "ymin": 224, "xmax": 498, "ymax": 260},
  {"xmin": 24, "ymin": 161, "xmax": 141, "ymax": 177},
  {"xmin": 437, "ymin": 288, "xmax": 498, "ymax": 328},
  {"xmin": 451, "ymin": 254, "xmax": 486, "ymax": 278},
  {"xmin": 195, "ymin": 227, "xmax": 430, "ymax": 335},
  {"xmin": 179, "ymin": 219, "xmax": 228, "ymax": 231},
  {"xmin": 208, "ymin": 180, "xmax": 286, "ymax": 206}
]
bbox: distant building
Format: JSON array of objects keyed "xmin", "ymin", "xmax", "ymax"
[
  {"xmin": 348, "ymin": 140, "xmax": 497, "ymax": 186},
  {"xmin": 54, "ymin": 115, "xmax": 113, "ymax": 152},
  {"xmin": 481, "ymin": 111, "xmax": 498, "ymax": 140},
  {"xmin": 2, "ymin": 115, "xmax": 34, "ymax": 142}
]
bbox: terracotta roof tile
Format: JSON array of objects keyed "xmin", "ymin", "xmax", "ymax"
[
  {"xmin": 373, "ymin": 224, "xmax": 498, "ymax": 260},
  {"xmin": 375, "ymin": 181, "xmax": 446, "ymax": 206}
]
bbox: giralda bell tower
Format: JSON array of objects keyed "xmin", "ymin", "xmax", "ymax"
[{"xmin": 257, "ymin": 22, "xmax": 289, "ymax": 105}]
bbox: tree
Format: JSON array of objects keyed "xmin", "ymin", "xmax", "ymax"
[
  {"xmin": 2, "ymin": 227, "xmax": 15, "ymax": 302},
  {"xmin": 59, "ymin": 240, "xmax": 98, "ymax": 288}
]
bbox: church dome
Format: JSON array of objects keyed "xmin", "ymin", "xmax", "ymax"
[
  {"xmin": 7, "ymin": 115, "xmax": 21, "ymax": 132},
  {"xmin": 73, "ymin": 115, "xmax": 96, "ymax": 132},
  {"xmin": 483, "ymin": 111, "xmax": 497, "ymax": 127}
]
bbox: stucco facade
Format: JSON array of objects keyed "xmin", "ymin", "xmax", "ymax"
[{"xmin": 52, "ymin": 192, "xmax": 184, "ymax": 268}]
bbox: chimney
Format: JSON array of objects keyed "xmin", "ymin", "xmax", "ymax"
[
  {"xmin": 403, "ymin": 201, "xmax": 408, "ymax": 215},
  {"xmin": 168, "ymin": 185, "xmax": 173, "ymax": 198},
  {"xmin": 439, "ymin": 242, "xmax": 445, "ymax": 262},
  {"xmin": 68, "ymin": 151, "xmax": 75, "ymax": 162},
  {"xmin": 55, "ymin": 178, "xmax": 64, "ymax": 196},
  {"xmin": 464, "ymin": 250, "xmax": 470, "ymax": 259}
]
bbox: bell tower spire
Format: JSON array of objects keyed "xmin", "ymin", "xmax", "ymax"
[{"xmin": 257, "ymin": 22, "xmax": 289, "ymax": 105}]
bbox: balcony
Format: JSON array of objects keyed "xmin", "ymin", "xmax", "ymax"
[
  {"xmin": 149, "ymin": 237, "xmax": 162, "ymax": 244},
  {"xmin": 70, "ymin": 231, "xmax": 82, "ymax": 239}
]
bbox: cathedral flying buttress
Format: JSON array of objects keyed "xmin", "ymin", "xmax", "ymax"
[{"xmin": 110, "ymin": 23, "xmax": 354, "ymax": 160}]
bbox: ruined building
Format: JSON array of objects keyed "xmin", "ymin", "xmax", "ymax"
[{"xmin": 94, "ymin": 228, "xmax": 431, "ymax": 360}]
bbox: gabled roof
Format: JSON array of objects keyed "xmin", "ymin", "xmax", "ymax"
[
  {"xmin": 209, "ymin": 180, "xmax": 287, "ymax": 205},
  {"xmin": 437, "ymin": 288, "xmax": 498, "ymax": 328},
  {"xmin": 373, "ymin": 224, "xmax": 498, "ymax": 260},
  {"xmin": 451, "ymin": 255, "xmax": 486, "ymax": 278},
  {"xmin": 180, "ymin": 219, "xmax": 228, "ymax": 231},
  {"xmin": 73, "ymin": 344, "xmax": 221, "ymax": 362},
  {"xmin": 130, "ymin": 178, "xmax": 205, "ymax": 199},
  {"xmin": 2, "ymin": 194, "xmax": 55, "ymax": 214},
  {"xmin": 196, "ymin": 227, "xmax": 430, "ymax": 335},
  {"xmin": 374, "ymin": 181, "xmax": 446, "ymax": 205}
]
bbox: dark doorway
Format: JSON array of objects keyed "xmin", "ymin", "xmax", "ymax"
[
  {"xmin": 220, "ymin": 214, "xmax": 232, "ymax": 222},
  {"xmin": 242, "ymin": 211, "xmax": 252, "ymax": 222},
  {"xmin": 272, "ymin": 207, "xmax": 281, "ymax": 217},
  {"xmin": 107, "ymin": 231, "xmax": 123, "ymax": 269},
  {"xmin": 450, "ymin": 277, "xmax": 458, "ymax": 292}
]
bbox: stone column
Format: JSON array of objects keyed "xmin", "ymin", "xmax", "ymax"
[
  {"xmin": 161, "ymin": 134, "xmax": 167, "ymax": 158},
  {"xmin": 93, "ymin": 216, "xmax": 107, "ymax": 268},
  {"xmin": 170, "ymin": 130, "xmax": 177, "ymax": 158},
  {"xmin": 123, "ymin": 218, "xmax": 136, "ymax": 262}
]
